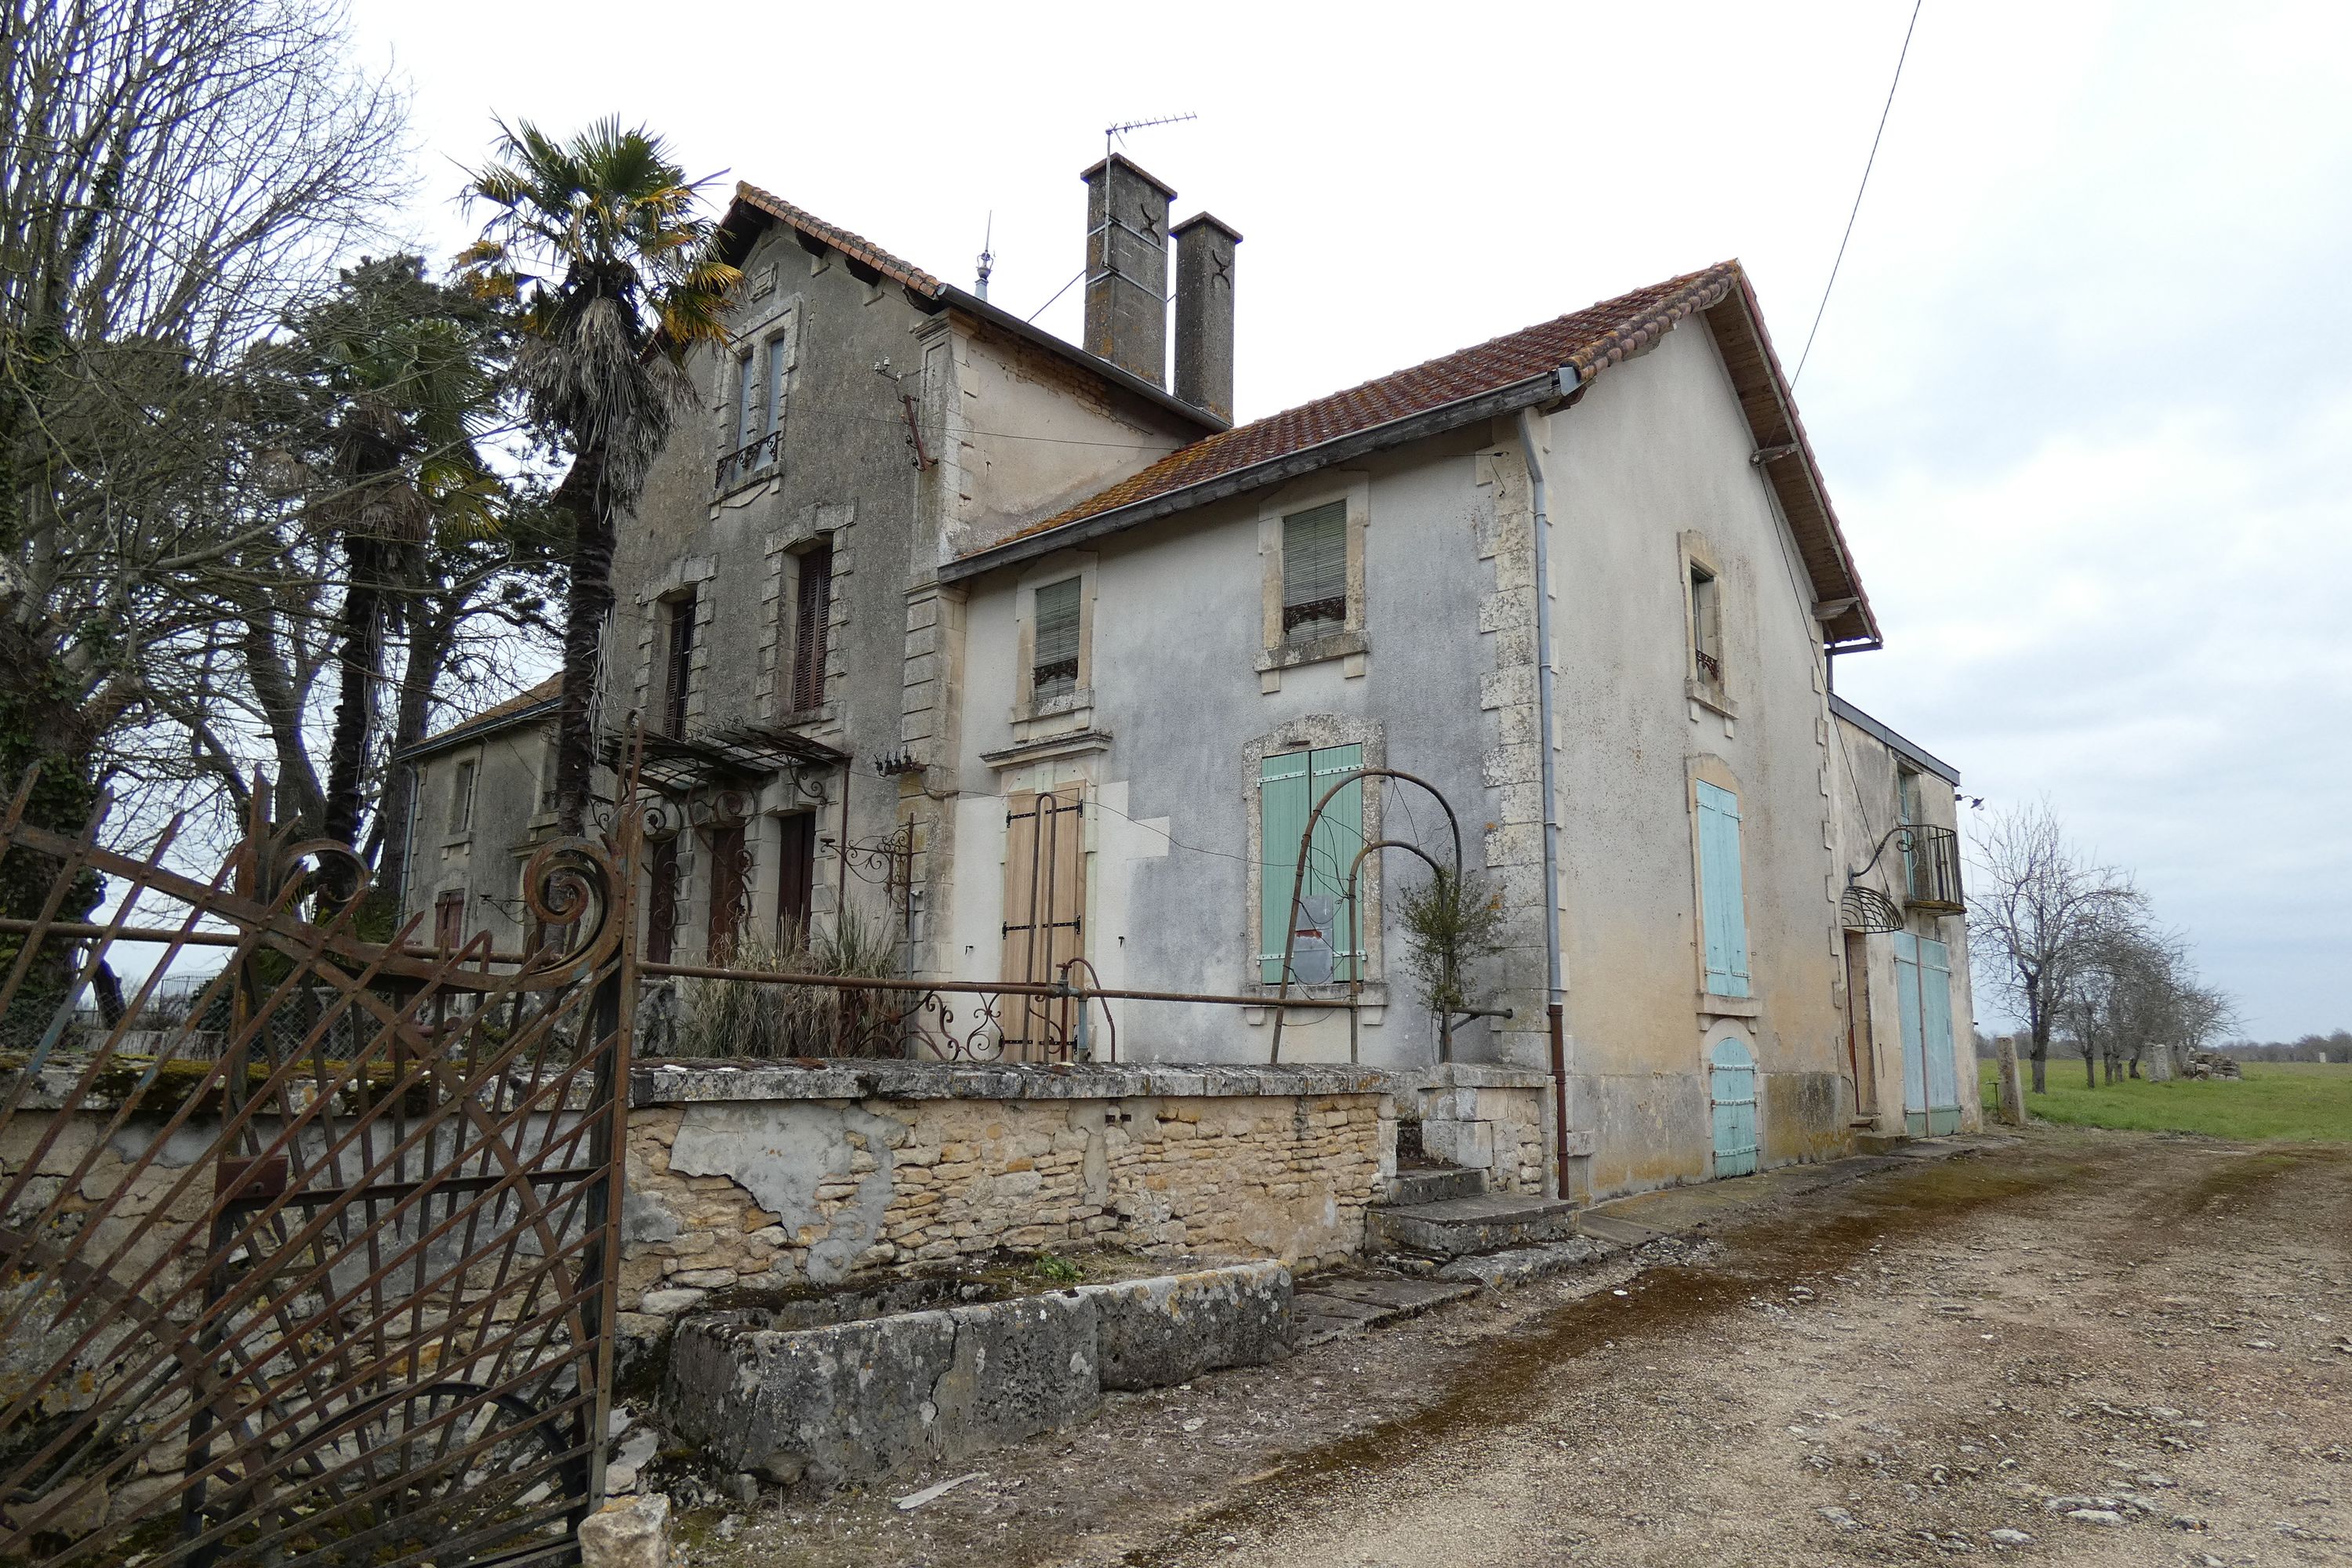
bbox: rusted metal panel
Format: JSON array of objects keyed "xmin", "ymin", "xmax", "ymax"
[{"xmin": 0, "ymin": 771, "xmax": 637, "ymax": 1567}]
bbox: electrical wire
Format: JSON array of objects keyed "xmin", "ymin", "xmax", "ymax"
[
  {"xmin": 1025, "ymin": 267, "xmax": 1088, "ymax": 324},
  {"xmin": 1793, "ymin": 0, "xmax": 1925, "ymax": 387}
]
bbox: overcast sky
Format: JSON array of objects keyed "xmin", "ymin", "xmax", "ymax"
[{"xmin": 349, "ymin": 0, "xmax": 2351, "ymax": 1038}]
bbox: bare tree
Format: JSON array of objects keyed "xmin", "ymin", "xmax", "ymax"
[
  {"xmin": 1, "ymin": 0, "xmax": 406, "ymax": 935},
  {"xmin": 1968, "ymin": 800, "xmax": 2145, "ymax": 1093}
]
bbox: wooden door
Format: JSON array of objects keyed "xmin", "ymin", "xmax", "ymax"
[
  {"xmin": 707, "ymin": 821, "xmax": 746, "ymax": 962},
  {"xmin": 1843, "ymin": 930, "xmax": 1878, "ymax": 1116},
  {"xmin": 1918, "ymin": 935, "xmax": 1961, "ymax": 1134},
  {"xmin": 1709, "ymin": 1037, "xmax": 1759, "ymax": 1177},
  {"xmin": 1001, "ymin": 785, "xmax": 1085, "ymax": 1058}
]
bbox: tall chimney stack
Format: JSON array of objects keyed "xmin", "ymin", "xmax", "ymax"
[
  {"xmin": 1172, "ymin": 213, "xmax": 1240, "ymax": 423},
  {"xmin": 1081, "ymin": 154, "xmax": 1175, "ymax": 385}
]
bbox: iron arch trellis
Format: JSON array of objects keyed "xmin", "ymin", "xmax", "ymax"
[
  {"xmin": 0, "ymin": 768, "xmax": 640, "ymax": 1568},
  {"xmin": 1269, "ymin": 768, "xmax": 1510, "ymax": 1064}
]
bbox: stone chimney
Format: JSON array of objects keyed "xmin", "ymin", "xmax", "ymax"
[
  {"xmin": 1172, "ymin": 213, "xmax": 1241, "ymax": 422},
  {"xmin": 1081, "ymin": 154, "xmax": 1175, "ymax": 385}
]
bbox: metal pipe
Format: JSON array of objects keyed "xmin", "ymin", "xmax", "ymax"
[{"xmin": 1517, "ymin": 395, "xmax": 1572, "ymax": 1198}]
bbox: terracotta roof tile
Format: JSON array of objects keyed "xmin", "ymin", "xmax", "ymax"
[
  {"xmin": 414, "ymin": 676, "xmax": 561, "ymax": 753},
  {"xmin": 981, "ymin": 263, "xmax": 1741, "ymax": 552},
  {"xmin": 732, "ymin": 183, "xmax": 946, "ymax": 299}
]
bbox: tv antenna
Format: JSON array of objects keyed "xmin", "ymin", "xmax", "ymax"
[{"xmin": 1105, "ymin": 111, "xmax": 1197, "ymax": 162}]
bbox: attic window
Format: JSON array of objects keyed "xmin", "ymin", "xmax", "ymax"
[{"xmin": 1281, "ymin": 502, "xmax": 1348, "ymax": 641}]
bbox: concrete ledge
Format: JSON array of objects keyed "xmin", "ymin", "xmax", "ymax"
[
  {"xmin": 633, "ymin": 1058, "xmax": 1396, "ymax": 1107},
  {"xmin": 1079, "ymin": 1261, "xmax": 1291, "ymax": 1390},
  {"xmin": 1390, "ymin": 1062, "xmax": 1555, "ymax": 1091}
]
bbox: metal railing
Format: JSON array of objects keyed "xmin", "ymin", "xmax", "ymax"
[
  {"xmin": 714, "ymin": 429, "xmax": 782, "ymax": 490},
  {"xmin": 1903, "ymin": 824, "xmax": 1965, "ymax": 913}
]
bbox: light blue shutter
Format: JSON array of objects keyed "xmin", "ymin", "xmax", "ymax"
[
  {"xmin": 1893, "ymin": 931, "xmax": 1928, "ymax": 1132},
  {"xmin": 1918, "ymin": 935, "xmax": 1960, "ymax": 1132},
  {"xmin": 1308, "ymin": 745, "xmax": 1366, "ymax": 981},
  {"xmin": 1259, "ymin": 744, "xmax": 1365, "ymax": 983},
  {"xmin": 1696, "ymin": 782, "xmax": 1750, "ymax": 997},
  {"xmin": 1259, "ymin": 752, "xmax": 1310, "ymax": 983}
]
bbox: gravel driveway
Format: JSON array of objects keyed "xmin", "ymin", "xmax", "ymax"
[{"xmin": 692, "ymin": 1126, "xmax": 2352, "ymax": 1567}]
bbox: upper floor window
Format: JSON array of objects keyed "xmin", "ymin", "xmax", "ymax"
[
  {"xmin": 447, "ymin": 758, "xmax": 476, "ymax": 835},
  {"xmin": 1689, "ymin": 563, "xmax": 1722, "ymax": 687},
  {"xmin": 661, "ymin": 588, "xmax": 698, "ymax": 737},
  {"xmin": 1032, "ymin": 577, "xmax": 1082, "ymax": 701},
  {"xmin": 1281, "ymin": 502, "xmax": 1348, "ymax": 642},
  {"xmin": 789, "ymin": 540, "xmax": 832, "ymax": 715}
]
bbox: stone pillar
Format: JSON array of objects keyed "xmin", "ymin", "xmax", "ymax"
[
  {"xmin": 2145, "ymin": 1042, "xmax": 2174, "ymax": 1083},
  {"xmin": 1994, "ymin": 1035, "xmax": 2027, "ymax": 1127}
]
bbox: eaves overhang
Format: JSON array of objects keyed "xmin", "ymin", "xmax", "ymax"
[
  {"xmin": 397, "ymin": 696, "xmax": 560, "ymax": 763},
  {"xmin": 939, "ymin": 369, "xmax": 1569, "ymax": 584},
  {"xmin": 1830, "ymin": 695, "xmax": 1961, "ymax": 786}
]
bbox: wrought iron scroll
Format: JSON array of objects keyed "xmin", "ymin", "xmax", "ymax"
[{"xmin": 0, "ymin": 771, "xmax": 637, "ymax": 1568}]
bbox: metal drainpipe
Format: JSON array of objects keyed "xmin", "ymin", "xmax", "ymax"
[{"xmin": 1515, "ymin": 391, "xmax": 1573, "ymax": 1200}]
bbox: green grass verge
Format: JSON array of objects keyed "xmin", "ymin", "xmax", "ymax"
[{"xmin": 1980, "ymin": 1058, "xmax": 2352, "ymax": 1142}]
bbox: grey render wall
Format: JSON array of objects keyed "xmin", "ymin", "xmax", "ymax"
[
  {"xmin": 1541, "ymin": 319, "xmax": 1852, "ymax": 1197},
  {"xmin": 939, "ymin": 434, "xmax": 1504, "ymax": 1070},
  {"xmin": 401, "ymin": 717, "xmax": 555, "ymax": 952},
  {"xmin": 599, "ymin": 215, "xmax": 1209, "ymax": 970},
  {"xmin": 1830, "ymin": 709, "xmax": 1980, "ymax": 1135}
]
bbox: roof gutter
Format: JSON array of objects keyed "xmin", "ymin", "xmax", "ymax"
[{"xmin": 942, "ymin": 369, "xmax": 1563, "ymax": 584}]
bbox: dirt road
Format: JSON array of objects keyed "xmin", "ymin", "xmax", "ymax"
[{"xmin": 695, "ymin": 1127, "xmax": 2352, "ymax": 1567}]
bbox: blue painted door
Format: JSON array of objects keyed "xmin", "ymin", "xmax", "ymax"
[
  {"xmin": 1709, "ymin": 1038, "xmax": 1759, "ymax": 1177},
  {"xmin": 1893, "ymin": 933, "xmax": 1961, "ymax": 1135}
]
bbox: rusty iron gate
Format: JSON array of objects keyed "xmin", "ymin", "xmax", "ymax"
[{"xmin": 0, "ymin": 776, "xmax": 638, "ymax": 1566}]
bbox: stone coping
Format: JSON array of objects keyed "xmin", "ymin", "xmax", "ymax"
[
  {"xmin": 630, "ymin": 1057, "xmax": 1396, "ymax": 1107},
  {"xmin": 1392, "ymin": 1062, "xmax": 1557, "ymax": 1091}
]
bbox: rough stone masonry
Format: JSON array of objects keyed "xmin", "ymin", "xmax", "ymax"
[{"xmin": 617, "ymin": 1061, "xmax": 1396, "ymax": 1344}]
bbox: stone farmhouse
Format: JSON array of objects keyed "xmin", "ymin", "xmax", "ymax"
[{"xmin": 400, "ymin": 153, "xmax": 1978, "ymax": 1205}]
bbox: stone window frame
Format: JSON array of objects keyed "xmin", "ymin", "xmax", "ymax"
[
  {"xmin": 1679, "ymin": 529, "xmax": 1737, "ymax": 722},
  {"xmin": 758, "ymin": 505, "xmax": 852, "ymax": 727},
  {"xmin": 1008, "ymin": 550, "xmax": 1098, "ymax": 736},
  {"xmin": 1255, "ymin": 473, "xmax": 1370, "ymax": 692},
  {"xmin": 1686, "ymin": 751, "xmax": 1759, "ymax": 1018},
  {"xmin": 713, "ymin": 292, "xmax": 801, "ymax": 496},
  {"xmin": 631, "ymin": 556, "xmax": 715, "ymax": 734},
  {"xmin": 1240, "ymin": 713, "xmax": 1387, "ymax": 1001}
]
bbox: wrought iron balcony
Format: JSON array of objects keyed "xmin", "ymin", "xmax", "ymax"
[
  {"xmin": 715, "ymin": 430, "xmax": 782, "ymax": 490},
  {"xmin": 1902, "ymin": 823, "xmax": 1965, "ymax": 913}
]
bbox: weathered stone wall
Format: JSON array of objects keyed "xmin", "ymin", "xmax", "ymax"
[
  {"xmin": 618, "ymin": 1060, "xmax": 1396, "ymax": 1342},
  {"xmin": 1396, "ymin": 1062, "xmax": 1555, "ymax": 1195}
]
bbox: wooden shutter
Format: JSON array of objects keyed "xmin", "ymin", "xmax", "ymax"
[
  {"xmin": 434, "ymin": 890, "xmax": 464, "ymax": 951},
  {"xmin": 1281, "ymin": 502, "xmax": 1347, "ymax": 638},
  {"xmin": 1696, "ymin": 781, "xmax": 1750, "ymax": 997},
  {"xmin": 775, "ymin": 811, "xmax": 816, "ymax": 942},
  {"xmin": 707, "ymin": 822, "xmax": 746, "ymax": 963},
  {"xmin": 1259, "ymin": 744, "xmax": 1364, "ymax": 984},
  {"xmin": 765, "ymin": 328, "xmax": 790, "ymax": 437},
  {"xmin": 735, "ymin": 352, "xmax": 759, "ymax": 449},
  {"xmin": 1001, "ymin": 786, "xmax": 1085, "ymax": 1058},
  {"xmin": 662, "ymin": 589, "xmax": 696, "ymax": 737},
  {"xmin": 1918, "ymin": 935, "xmax": 1959, "ymax": 1131},
  {"xmin": 791, "ymin": 543, "xmax": 832, "ymax": 713},
  {"xmin": 1032, "ymin": 577, "xmax": 1081, "ymax": 699},
  {"xmin": 1892, "ymin": 931, "xmax": 1926, "ymax": 1131},
  {"xmin": 646, "ymin": 838, "xmax": 679, "ymax": 965}
]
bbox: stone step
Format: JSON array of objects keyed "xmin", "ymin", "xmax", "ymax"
[
  {"xmin": 1856, "ymin": 1133, "xmax": 1911, "ymax": 1156},
  {"xmin": 1290, "ymin": 1274, "xmax": 1479, "ymax": 1346},
  {"xmin": 1387, "ymin": 1166, "xmax": 1486, "ymax": 1205},
  {"xmin": 1366, "ymin": 1193, "xmax": 1581, "ymax": 1258}
]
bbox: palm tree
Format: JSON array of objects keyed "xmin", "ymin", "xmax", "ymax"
[
  {"xmin": 459, "ymin": 119, "xmax": 737, "ymax": 836},
  {"xmin": 275, "ymin": 256, "xmax": 504, "ymax": 852}
]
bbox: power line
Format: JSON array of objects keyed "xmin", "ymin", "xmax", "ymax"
[{"xmin": 1793, "ymin": 0, "xmax": 1925, "ymax": 387}]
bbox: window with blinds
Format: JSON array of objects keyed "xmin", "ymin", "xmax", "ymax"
[
  {"xmin": 1281, "ymin": 501, "xmax": 1348, "ymax": 641},
  {"xmin": 661, "ymin": 589, "xmax": 696, "ymax": 737},
  {"xmin": 1032, "ymin": 577, "xmax": 1081, "ymax": 700},
  {"xmin": 789, "ymin": 541, "xmax": 832, "ymax": 714}
]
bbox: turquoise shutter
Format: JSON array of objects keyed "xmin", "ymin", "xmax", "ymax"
[
  {"xmin": 1892, "ymin": 931, "xmax": 1927, "ymax": 1131},
  {"xmin": 1259, "ymin": 752, "xmax": 1310, "ymax": 982},
  {"xmin": 1308, "ymin": 744, "xmax": 1366, "ymax": 981},
  {"xmin": 1259, "ymin": 744, "xmax": 1365, "ymax": 983},
  {"xmin": 1918, "ymin": 936, "xmax": 1960, "ymax": 1131},
  {"xmin": 1696, "ymin": 782, "xmax": 1750, "ymax": 997}
]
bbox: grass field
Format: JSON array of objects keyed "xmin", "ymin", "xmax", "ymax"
[{"xmin": 1979, "ymin": 1058, "xmax": 2352, "ymax": 1142}]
